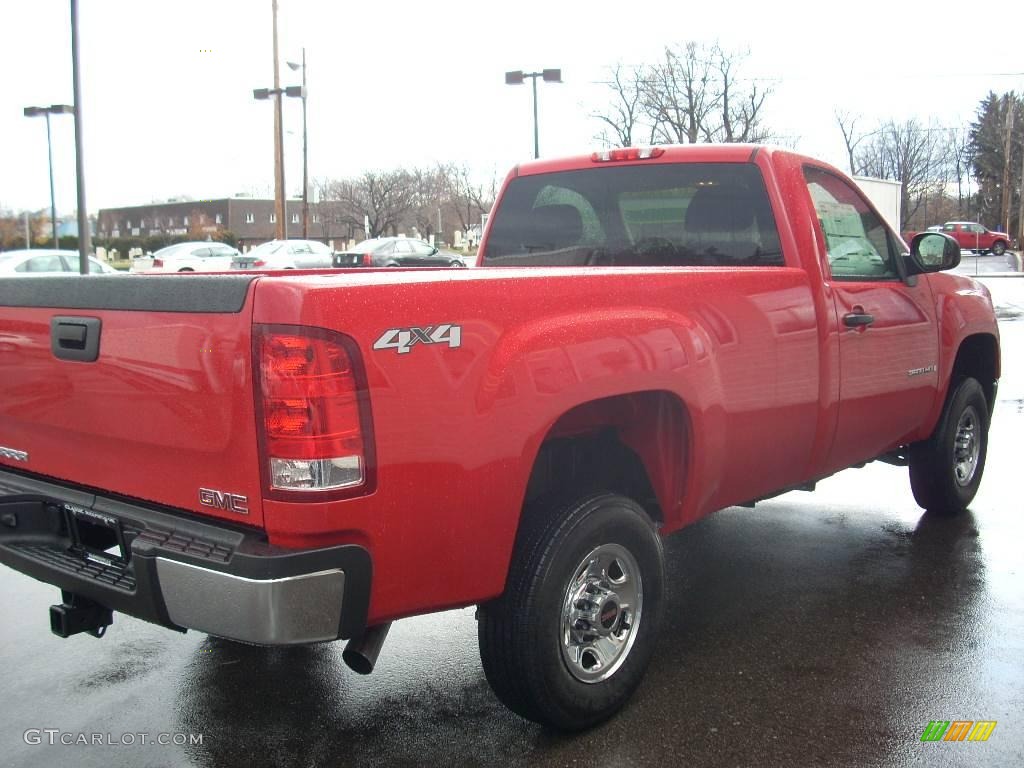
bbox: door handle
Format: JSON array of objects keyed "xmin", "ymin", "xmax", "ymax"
[{"xmin": 843, "ymin": 311, "xmax": 875, "ymax": 329}]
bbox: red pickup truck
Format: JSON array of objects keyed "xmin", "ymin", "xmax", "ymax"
[
  {"xmin": 0, "ymin": 145, "xmax": 1000, "ymax": 730},
  {"xmin": 904, "ymin": 221, "xmax": 1012, "ymax": 255}
]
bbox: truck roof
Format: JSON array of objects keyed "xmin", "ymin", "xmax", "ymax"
[{"xmin": 511, "ymin": 143, "xmax": 819, "ymax": 177}]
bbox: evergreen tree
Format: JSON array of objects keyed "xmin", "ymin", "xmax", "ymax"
[{"xmin": 969, "ymin": 91, "xmax": 1023, "ymax": 234}]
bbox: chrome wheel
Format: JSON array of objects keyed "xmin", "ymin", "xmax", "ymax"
[
  {"xmin": 953, "ymin": 405, "xmax": 981, "ymax": 487},
  {"xmin": 560, "ymin": 543, "xmax": 643, "ymax": 684}
]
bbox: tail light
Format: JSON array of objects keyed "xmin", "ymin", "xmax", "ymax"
[
  {"xmin": 362, "ymin": 253, "xmax": 373, "ymax": 266},
  {"xmin": 152, "ymin": 258, "xmax": 164, "ymax": 268},
  {"xmin": 254, "ymin": 325, "xmax": 375, "ymax": 499},
  {"xmin": 253, "ymin": 259, "xmax": 267, "ymax": 268}
]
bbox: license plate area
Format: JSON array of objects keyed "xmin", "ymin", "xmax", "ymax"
[{"xmin": 66, "ymin": 506, "xmax": 129, "ymax": 566}]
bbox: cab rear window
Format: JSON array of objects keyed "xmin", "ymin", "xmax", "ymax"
[{"xmin": 481, "ymin": 163, "xmax": 783, "ymax": 267}]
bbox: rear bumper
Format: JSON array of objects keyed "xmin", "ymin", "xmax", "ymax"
[{"xmin": 0, "ymin": 468, "xmax": 371, "ymax": 645}]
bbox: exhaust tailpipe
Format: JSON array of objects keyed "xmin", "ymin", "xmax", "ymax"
[{"xmin": 342, "ymin": 622, "xmax": 392, "ymax": 674}]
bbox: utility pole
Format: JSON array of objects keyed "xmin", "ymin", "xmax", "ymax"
[
  {"xmin": 24, "ymin": 212, "xmax": 31, "ymax": 249},
  {"xmin": 300, "ymin": 48, "xmax": 308, "ymax": 239},
  {"xmin": 1018, "ymin": 119, "xmax": 1024, "ymax": 250},
  {"xmin": 271, "ymin": 0, "xmax": 286, "ymax": 240},
  {"xmin": 1000, "ymin": 96, "xmax": 1014, "ymax": 234}
]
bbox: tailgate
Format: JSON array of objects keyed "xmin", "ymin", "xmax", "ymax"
[{"xmin": 0, "ymin": 274, "xmax": 265, "ymax": 525}]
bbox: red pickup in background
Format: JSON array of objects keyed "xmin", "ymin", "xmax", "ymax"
[{"xmin": 904, "ymin": 221, "xmax": 1012, "ymax": 255}]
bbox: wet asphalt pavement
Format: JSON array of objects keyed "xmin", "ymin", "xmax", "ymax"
[{"xmin": 1, "ymin": 282, "xmax": 1023, "ymax": 768}]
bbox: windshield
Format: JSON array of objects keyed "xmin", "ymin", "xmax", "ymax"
[{"xmin": 482, "ymin": 162, "xmax": 783, "ymax": 268}]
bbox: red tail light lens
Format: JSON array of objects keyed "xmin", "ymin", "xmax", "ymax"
[
  {"xmin": 152, "ymin": 258, "xmax": 164, "ymax": 268},
  {"xmin": 362, "ymin": 253, "xmax": 373, "ymax": 266},
  {"xmin": 253, "ymin": 259, "xmax": 267, "ymax": 268},
  {"xmin": 255, "ymin": 325, "xmax": 375, "ymax": 498}
]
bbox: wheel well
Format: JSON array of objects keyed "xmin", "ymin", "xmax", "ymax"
[
  {"xmin": 524, "ymin": 391, "xmax": 689, "ymax": 525},
  {"xmin": 952, "ymin": 334, "xmax": 999, "ymax": 410}
]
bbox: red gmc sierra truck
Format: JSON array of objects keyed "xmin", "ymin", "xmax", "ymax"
[{"xmin": 0, "ymin": 145, "xmax": 1000, "ymax": 730}]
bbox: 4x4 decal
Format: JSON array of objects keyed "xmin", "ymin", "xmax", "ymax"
[{"xmin": 373, "ymin": 324, "xmax": 462, "ymax": 355}]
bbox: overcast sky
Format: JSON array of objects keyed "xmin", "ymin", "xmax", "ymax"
[{"xmin": 1, "ymin": 0, "xmax": 1020, "ymax": 215}]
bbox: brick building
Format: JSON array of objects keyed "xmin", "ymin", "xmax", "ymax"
[{"xmin": 97, "ymin": 198, "xmax": 340, "ymax": 250}]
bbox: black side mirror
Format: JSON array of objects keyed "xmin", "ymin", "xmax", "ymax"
[{"xmin": 908, "ymin": 232, "xmax": 960, "ymax": 273}]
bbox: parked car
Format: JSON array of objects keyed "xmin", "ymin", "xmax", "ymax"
[
  {"xmin": 143, "ymin": 241, "xmax": 240, "ymax": 272},
  {"xmin": 333, "ymin": 237, "xmax": 466, "ymax": 268},
  {"xmin": 231, "ymin": 239, "xmax": 334, "ymax": 270},
  {"xmin": 0, "ymin": 249, "xmax": 120, "ymax": 275}
]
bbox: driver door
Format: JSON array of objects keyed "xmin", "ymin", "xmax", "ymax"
[{"xmin": 803, "ymin": 166, "xmax": 939, "ymax": 473}]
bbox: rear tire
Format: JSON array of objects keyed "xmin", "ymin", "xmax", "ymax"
[
  {"xmin": 177, "ymin": 267, "xmax": 194, "ymax": 272},
  {"xmin": 477, "ymin": 492, "xmax": 664, "ymax": 730},
  {"xmin": 909, "ymin": 377, "xmax": 989, "ymax": 514}
]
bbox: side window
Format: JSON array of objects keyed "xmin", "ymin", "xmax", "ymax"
[
  {"xmin": 803, "ymin": 166, "xmax": 899, "ymax": 280},
  {"xmin": 17, "ymin": 254, "xmax": 67, "ymax": 272},
  {"xmin": 942, "ymin": 224, "xmax": 956, "ymax": 232},
  {"xmin": 393, "ymin": 240, "xmax": 414, "ymax": 255},
  {"xmin": 191, "ymin": 247, "xmax": 212, "ymax": 259}
]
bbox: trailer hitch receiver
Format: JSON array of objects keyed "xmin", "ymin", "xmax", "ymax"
[{"xmin": 49, "ymin": 591, "xmax": 113, "ymax": 639}]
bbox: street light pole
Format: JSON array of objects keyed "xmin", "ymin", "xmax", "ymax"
[
  {"xmin": 531, "ymin": 75, "xmax": 539, "ymax": 160},
  {"xmin": 288, "ymin": 49, "xmax": 309, "ymax": 239},
  {"xmin": 504, "ymin": 69, "xmax": 562, "ymax": 159},
  {"xmin": 44, "ymin": 113, "xmax": 57, "ymax": 247},
  {"xmin": 70, "ymin": 0, "xmax": 91, "ymax": 273},
  {"xmin": 24, "ymin": 104, "xmax": 73, "ymax": 248}
]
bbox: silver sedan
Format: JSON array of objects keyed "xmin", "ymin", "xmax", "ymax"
[{"xmin": 0, "ymin": 249, "xmax": 120, "ymax": 275}]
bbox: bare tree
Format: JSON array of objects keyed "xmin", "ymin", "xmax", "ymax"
[
  {"xmin": 447, "ymin": 164, "xmax": 497, "ymax": 234},
  {"xmin": 322, "ymin": 169, "xmax": 417, "ymax": 238},
  {"xmin": 643, "ymin": 42, "xmax": 720, "ymax": 144},
  {"xmin": 945, "ymin": 127, "xmax": 974, "ymax": 219},
  {"xmin": 835, "ymin": 111, "xmax": 875, "ymax": 175},
  {"xmin": 591, "ymin": 64, "xmax": 652, "ymax": 148},
  {"xmin": 592, "ymin": 42, "xmax": 774, "ymax": 147},
  {"xmin": 854, "ymin": 119, "xmax": 947, "ymax": 229},
  {"xmin": 711, "ymin": 46, "xmax": 771, "ymax": 143}
]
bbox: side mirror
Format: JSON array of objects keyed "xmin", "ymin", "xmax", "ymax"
[
  {"xmin": 908, "ymin": 232, "xmax": 960, "ymax": 273},
  {"xmin": 429, "ymin": 247, "xmax": 439, "ymax": 256}
]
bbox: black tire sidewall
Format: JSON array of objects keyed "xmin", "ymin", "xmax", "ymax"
[
  {"xmin": 524, "ymin": 497, "xmax": 663, "ymax": 729},
  {"xmin": 912, "ymin": 377, "xmax": 989, "ymax": 512}
]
